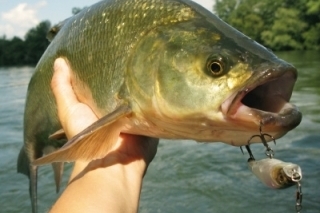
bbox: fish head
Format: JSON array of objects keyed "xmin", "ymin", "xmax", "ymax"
[{"xmin": 127, "ymin": 9, "xmax": 301, "ymax": 145}]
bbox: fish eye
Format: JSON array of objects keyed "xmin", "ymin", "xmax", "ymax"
[{"xmin": 206, "ymin": 57, "xmax": 225, "ymax": 77}]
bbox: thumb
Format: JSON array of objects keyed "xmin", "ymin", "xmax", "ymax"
[
  {"xmin": 51, "ymin": 58, "xmax": 98, "ymax": 138},
  {"xmin": 51, "ymin": 58, "xmax": 78, "ymax": 111}
]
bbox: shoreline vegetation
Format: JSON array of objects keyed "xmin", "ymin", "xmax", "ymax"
[
  {"xmin": 0, "ymin": 8, "xmax": 82, "ymax": 67},
  {"xmin": 214, "ymin": 0, "xmax": 320, "ymax": 51},
  {"xmin": 0, "ymin": 1, "xmax": 319, "ymax": 67},
  {"xmin": 0, "ymin": 21, "xmax": 50, "ymax": 67}
]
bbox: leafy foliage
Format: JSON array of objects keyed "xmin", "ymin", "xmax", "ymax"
[
  {"xmin": 214, "ymin": 0, "xmax": 320, "ymax": 50},
  {"xmin": 0, "ymin": 6, "xmax": 89, "ymax": 67},
  {"xmin": 24, "ymin": 21, "xmax": 51, "ymax": 64},
  {"xmin": 0, "ymin": 2, "xmax": 319, "ymax": 66},
  {"xmin": 0, "ymin": 21, "xmax": 51, "ymax": 66},
  {"xmin": 0, "ymin": 36, "xmax": 25, "ymax": 66}
]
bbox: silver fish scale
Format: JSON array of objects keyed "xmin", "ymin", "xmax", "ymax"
[{"xmin": 47, "ymin": 0, "xmax": 195, "ymax": 113}]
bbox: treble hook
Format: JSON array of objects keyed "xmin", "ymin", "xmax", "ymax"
[
  {"xmin": 240, "ymin": 145, "xmax": 255, "ymax": 161},
  {"xmin": 258, "ymin": 121, "xmax": 276, "ymax": 146},
  {"xmin": 240, "ymin": 121, "xmax": 277, "ymax": 159}
]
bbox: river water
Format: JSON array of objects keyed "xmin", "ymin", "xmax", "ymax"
[{"xmin": 0, "ymin": 51, "xmax": 319, "ymax": 213}]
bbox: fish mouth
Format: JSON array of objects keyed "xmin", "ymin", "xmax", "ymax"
[{"xmin": 222, "ymin": 63, "xmax": 302, "ymax": 134}]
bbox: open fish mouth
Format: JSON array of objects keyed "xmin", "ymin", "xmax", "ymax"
[{"xmin": 222, "ymin": 64, "xmax": 302, "ymax": 132}]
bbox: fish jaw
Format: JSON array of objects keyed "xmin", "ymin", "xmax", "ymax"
[{"xmin": 221, "ymin": 62, "xmax": 302, "ymax": 141}]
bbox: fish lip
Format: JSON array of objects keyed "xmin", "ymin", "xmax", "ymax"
[{"xmin": 222, "ymin": 63, "xmax": 302, "ymax": 132}]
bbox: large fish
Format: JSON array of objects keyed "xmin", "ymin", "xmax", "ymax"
[{"xmin": 17, "ymin": 0, "xmax": 302, "ymax": 212}]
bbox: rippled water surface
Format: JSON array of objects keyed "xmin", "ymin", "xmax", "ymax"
[{"xmin": 0, "ymin": 51, "xmax": 319, "ymax": 213}]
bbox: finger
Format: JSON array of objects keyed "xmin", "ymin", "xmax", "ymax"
[
  {"xmin": 52, "ymin": 58, "xmax": 80, "ymax": 126},
  {"xmin": 51, "ymin": 58, "xmax": 79, "ymax": 110},
  {"xmin": 52, "ymin": 58, "xmax": 98, "ymax": 139}
]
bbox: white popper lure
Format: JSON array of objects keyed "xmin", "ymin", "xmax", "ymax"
[{"xmin": 248, "ymin": 158, "xmax": 302, "ymax": 189}]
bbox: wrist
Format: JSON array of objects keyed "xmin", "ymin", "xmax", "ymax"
[
  {"xmin": 51, "ymin": 157, "xmax": 145, "ymax": 213},
  {"xmin": 69, "ymin": 149, "xmax": 147, "ymax": 182}
]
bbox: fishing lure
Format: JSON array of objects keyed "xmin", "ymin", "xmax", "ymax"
[
  {"xmin": 248, "ymin": 157, "xmax": 302, "ymax": 189},
  {"xmin": 241, "ymin": 123, "xmax": 303, "ymax": 212}
]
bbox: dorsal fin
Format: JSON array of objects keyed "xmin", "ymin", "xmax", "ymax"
[{"xmin": 47, "ymin": 17, "xmax": 70, "ymax": 42}]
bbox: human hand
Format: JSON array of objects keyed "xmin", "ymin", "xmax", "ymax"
[
  {"xmin": 51, "ymin": 58, "xmax": 158, "ymax": 176},
  {"xmin": 50, "ymin": 58, "xmax": 158, "ymax": 213}
]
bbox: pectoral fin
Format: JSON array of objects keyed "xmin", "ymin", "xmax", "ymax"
[{"xmin": 33, "ymin": 105, "xmax": 132, "ymax": 165}]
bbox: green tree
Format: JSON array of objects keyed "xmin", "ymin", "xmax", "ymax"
[
  {"xmin": 306, "ymin": 0, "xmax": 320, "ymax": 15},
  {"xmin": 0, "ymin": 36, "xmax": 7, "ymax": 66},
  {"xmin": 0, "ymin": 36, "xmax": 26, "ymax": 66},
  {"xmin": 24, "ymin": 20, "xmax": 51, "ymax": 65},
  {"xmin": 0, "ymin": 5, "xmax": 91, "ymax": 67},
  {"xmin": 303, "ymin": 23, "xmax": 320, "ymax": 50},
  {"xmin": 8, "ymin": 37, "xmax": 26, "ymax": 65},
  {"xmin": 214, "ymin": 0, "xmax": 238, "ymax": 22},
  {"xmin": 302, "ymin": 0, "xmax": 320, "ymax": 50},
  {"xmin": 261, "ymin": 8, "xmax": 307, "ymax": 50},
  {"xmin": 214, "ymin": 0, "xmax": 283, "ymax": 43},
  {"xmin": 214, "ymin": 0, "xmax": 320, "ymax": 51}
]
